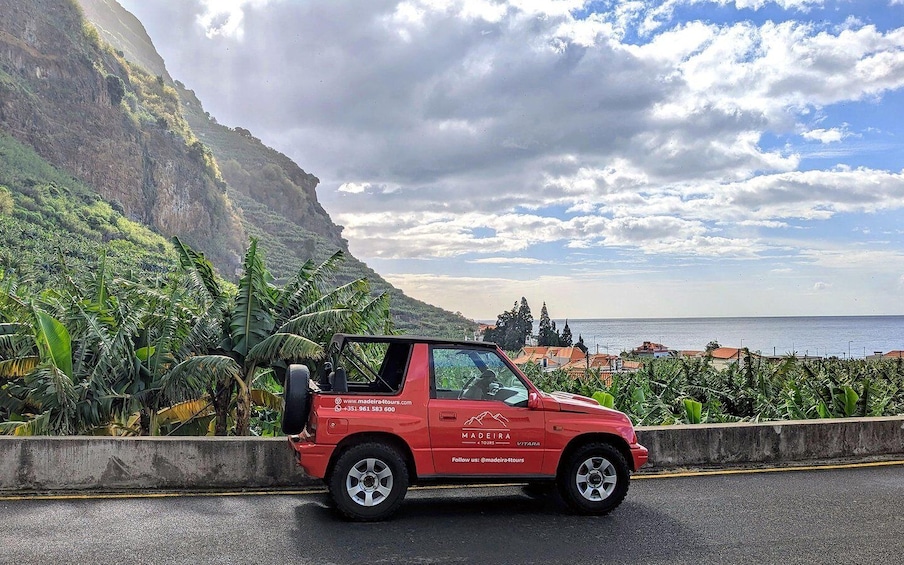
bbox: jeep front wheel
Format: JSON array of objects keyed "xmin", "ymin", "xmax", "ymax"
[
  {"xmin": 557, "ymin": 442, "xmax": 629, "ymax": 515},
  {"xmin": 329, "ymin": 442, "xmax": 409, "ymax": 521}
]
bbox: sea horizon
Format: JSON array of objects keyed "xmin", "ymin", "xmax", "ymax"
[{"xmin": 477, "ymin": 314, "xmax": 904, "ymax": 359}]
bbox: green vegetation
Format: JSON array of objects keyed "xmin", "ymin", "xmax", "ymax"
[
  {"xmin": 0, "ymin": 133, "xmax": 175, "ymax": 282},
  {"xmin": 523, "ymin": 354, "xmax": 904, "ymax": 425},
  {"xmin": 0, "ymin": 237, "xmax": 393, "ymax": 436}
]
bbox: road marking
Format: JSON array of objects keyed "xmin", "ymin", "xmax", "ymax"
[
  {"xmin": 633, "ymin": 459, "xmax": 904, "ymax": 479},
  {"xmin": 2, "ymin": 459, "xmax": 902, "ymax": 501}
]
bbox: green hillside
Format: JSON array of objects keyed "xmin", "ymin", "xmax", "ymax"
[{"xmin": 0, "ymin": 133, "xmax": 175, "ymax": 282}]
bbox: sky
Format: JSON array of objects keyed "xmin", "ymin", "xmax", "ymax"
[{"xmin": 117, "ymin": 0, "xmax": 904, "ymax": 320}]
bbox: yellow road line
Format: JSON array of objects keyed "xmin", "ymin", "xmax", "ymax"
[
  {"xmin": 2, "ymin": 459, "xmax": 902, "ymax": 502},
  {"xmin": 633, "ymin": 459, "xmax": 904, "ymax": 479}
]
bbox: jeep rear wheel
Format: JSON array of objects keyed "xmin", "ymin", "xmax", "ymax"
[
  {"xmin": 558, "ymin": 442, "xmax": 629, "ymax": 515},
  {"xmin": 329, "ymin": 443, "xmax": 409, "ymax": 521},
  {"xmin": 281, "ymin": 364, "xmax": 311, "ymax": 434}
]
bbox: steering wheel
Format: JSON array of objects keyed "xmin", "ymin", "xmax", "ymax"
[{"xmin": 459, "ymin": 369, "xmax": 497, "ymax": 400}]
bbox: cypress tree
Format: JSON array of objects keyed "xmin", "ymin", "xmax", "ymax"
[{"xmin": 561, "ymin": 319, "xmax": 573, "ymax": 347}]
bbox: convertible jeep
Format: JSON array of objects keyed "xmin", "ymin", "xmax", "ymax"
[{"xmin": 283, "ymin": 335, "xmax": 648, "ymax": 521}]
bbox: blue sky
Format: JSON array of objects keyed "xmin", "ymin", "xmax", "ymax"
[{"xmin": 119, "ymin": 0, "xmax": 904, "ymax": 319}]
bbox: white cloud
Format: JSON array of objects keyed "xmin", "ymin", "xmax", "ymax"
[
  {"xmin": 196, "ymin": 0, "xmax": 271, "ymax": 40},
  {"xmin": 122, "ymin": 0, "xmax": 904, "ymax": 317},
  {"xmin": 802, "ymin": 127, "xmax": 845, "ymax": 143},
  {"xmin": 337, "ymin": 182, "xmax": 370, "ymax": 194}
]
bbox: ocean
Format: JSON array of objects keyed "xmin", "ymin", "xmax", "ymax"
[{"xmin": 545, "ymin": 316, "xmax": 904, "ymax": 359}]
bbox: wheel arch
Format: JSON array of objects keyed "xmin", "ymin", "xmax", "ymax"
[
  {"xmin": 556, "ymin": 433, "xmax": 636, "ymax": 474},
  {"xmin": 327, "ymin": 432, "xmax": 418, "ymax": 483}
]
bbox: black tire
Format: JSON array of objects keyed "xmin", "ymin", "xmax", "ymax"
[
  {"xmin": 281, "ymin": 364, "xmax": 311, "ymax": 434},
  {"xmin": 557, "ymin": 442, "xmax": 630, "ymax": 515},
  {"xmin": 329, "ymin": 442, "xmax": 409, "ymax": 521}
]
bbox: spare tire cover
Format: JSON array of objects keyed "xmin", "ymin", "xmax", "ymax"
[{"xmin": 281, "ymin": 364, "xmax": 311, "ymax": 434}]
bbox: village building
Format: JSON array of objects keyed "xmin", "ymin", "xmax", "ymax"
[
  {"xmin": 707, "ymin": 347, "xmax": 767, "ymax": 369},
  {"xmin": 631, "ymin": 341, "xmax": 674, "ymax": 359},
  {"xmin": 512, "ymin": 346, "xmax": 585, "ymax": 371},
  {"xmin": 866, "ymin": 350, "xmax": 904, "ymax": 361}
]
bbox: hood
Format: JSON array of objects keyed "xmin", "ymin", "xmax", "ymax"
[{"xmin": 547, "ymin": 391, "xmax": 624, "ymax": 417}]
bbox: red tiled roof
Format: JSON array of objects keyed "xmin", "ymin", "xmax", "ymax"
[
  {"xmin": 709, "ymin": 347, "xmax": 744, "ymax": 359},
  {"xmin": 884, "ymin": 350, "xmax": 904, "ymax": 358}
]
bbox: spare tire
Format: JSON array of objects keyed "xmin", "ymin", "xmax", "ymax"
[{"xmin": 281, "ymin": 364, "xmax": 312, "ymax": 434}]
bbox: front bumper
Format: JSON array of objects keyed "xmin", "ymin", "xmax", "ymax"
[{"xmin": 630, "ymin": 443, "xmax": 649, "ymax": 471}]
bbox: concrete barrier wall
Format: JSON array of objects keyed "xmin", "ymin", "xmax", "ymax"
[
  {"xmin": 636, "ymin": 415, "xmax": 904, "ymax": 469},
  {"xmin": 0, "ymin": 436, "xmax": 311, "ymax": 492},
  {"xmin": 1, "ymin": 416, "xmax": 903, "ymax": 492}
]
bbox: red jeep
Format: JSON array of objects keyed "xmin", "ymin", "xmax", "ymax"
[{"xmin": 283, "ymin": 335, "xmax": 647, "ymax": 521}]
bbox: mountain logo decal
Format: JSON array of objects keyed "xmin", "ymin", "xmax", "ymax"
[{"xmin": 463, "ymin": 411, "xmax": 509, "ymax": 428}]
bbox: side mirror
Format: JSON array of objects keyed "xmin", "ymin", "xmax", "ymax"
[{"xmin": 528, "ymin": 391, "xmax": 541, "ymax": 410}]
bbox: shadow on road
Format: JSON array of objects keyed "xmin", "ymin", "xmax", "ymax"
[{"xmin": 292, "ymin": 486, "xmax": 696, "ymax": 564}]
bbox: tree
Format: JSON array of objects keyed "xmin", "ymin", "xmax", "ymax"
[
  {"xmin": 705, "ymin": 340, "xmax": 721, "ymax": 353},
  {"xmin": 576, "ymin": 334, "xmax": 588, "ymax": 354},
  {"xmin": 560, "ymin": 320, "xmax": 573, "ymax": 347},
  {"xmin": 162, "ymin": 237, "xmax": 391, "ymax": 435},
  {"xmin": 484, "ymin": 297, "xmax": 532, "ymax": 351},
  {"xmin": 0, "ymin": 254, "xmax": 168, "ymax": 435},
  {"xmin": 538, "ymin": 302, "xmax": 556, "ymax": 347}
]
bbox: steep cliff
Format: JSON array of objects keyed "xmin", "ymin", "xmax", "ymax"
[
  {"xmin": 0, "ymin": 0, "xmax": 245, "ymax": 270},
  {"xmin": 76, "ymin": 0, "xmax": 476, "ymax": 335}
]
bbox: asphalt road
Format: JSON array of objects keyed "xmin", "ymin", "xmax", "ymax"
[{"xmin": 1, "ymin": 464, "xmax": 902, "ymax": 565}]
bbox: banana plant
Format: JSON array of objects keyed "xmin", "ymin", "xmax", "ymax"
[{"xmin": 162, "ymin": 237, "xmax": 392, "ymax": 435}]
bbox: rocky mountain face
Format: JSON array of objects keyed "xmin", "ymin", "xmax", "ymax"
[
  {"xmin": 0, "ymin": 0, "xmax": 245, "ymax": 270},
  {"xmin": 0, "ymin": 0, "xmax": 473, "ymax": 335},
  {"xmin": 76, "ymin": 0, "xmax": 346, "ymax": 260}
]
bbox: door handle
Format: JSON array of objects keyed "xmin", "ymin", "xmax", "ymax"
[{"xmin": 439, "ymin": 411, "xmax": 457, "ymax": 421}]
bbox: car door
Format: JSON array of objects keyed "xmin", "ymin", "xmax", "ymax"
[{"xmin": 428, "ymin": 346, "xmax": 546, "ymax": 476}]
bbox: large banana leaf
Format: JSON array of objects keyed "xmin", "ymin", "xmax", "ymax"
[
  {"xmin": 0, "ymin": 411, "xmax": 52, "ymax": 436},
  {"xmin": 34, "ymin": 309, "xmax": 72, "ymax": 380},
  {"xmin": 230, "ymin": 239, "xmax": 275, "ymax": 358},
  {"xmin": 162, "ymin": 355, "xmax": 241, "ymax": 403},
  {"xmin": 0, "ymin": 356, "xmax": 40, "ymax": 378},
  {"xmin": 247, "ymin": 333, "xmax": 323, "ymax": 364},
  {"xmin": 277, "ymin": 309, "xmax": 355, "ymax": 337},
  {"xmin": 171, "ymin": 236, "xmax": 223, "ymax": 302},
  {"xmin": 298, "ymin": 279, "xmax": 369, "ymax": 317},
  {"xmin": 157, "ymin": 399, "xmax": 215, "ymax": 425},
  {"xmin": 251, "ymin": 389, "xmax": 283, "ymax": 411},
  {"xmin": 276, "ymin": 250, "xmax": 345, "ymax": 323},
  {"xmin": 683, "ymin": 398, "xmax": 703, "ymax": 424}
]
